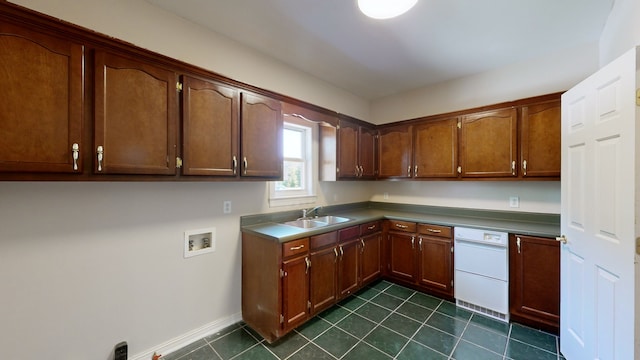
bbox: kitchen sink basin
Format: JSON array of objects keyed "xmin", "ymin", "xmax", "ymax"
[
  {"xmin": 314, "ymin": 215, "xmax": 351, "ymax": 224},
  {"xmin": 283, "ymin": 219, "xmax": 327, "ymax": 229},
  {"xmin": 282, "ymin": 215, "xmax": 351, "ymax": 229}
]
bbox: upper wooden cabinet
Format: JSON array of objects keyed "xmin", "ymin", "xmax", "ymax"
[
  {"xmin": 181, "ymin": 76, "xmax": 239, "ymax": 176},
  {"xmin": 413, "ymin": 118, "xmax": 459, "ymax": 179},
  {"xmin": 520, "ymin": 100, "xmax": 561, "ymax": 178},
  {"xmin": 240, "ymin": 92, "xmax": 283, "ymax": 178},
  {"xmin": 337, "ymin": 119, "xmax": 377, "ymax": 179},
  {"xmin": 0, "ymin": 21, "xmax": 83, "ymax": 174},
  {"xmin": 459, "ymin": 108, "xmax": 518, "ymax": 178},
  {"xmin": 378, "ymin": 124, "xmax": 412, "ymax": 179},
  {"xmin": 94, "ymin": 51, "xmax": 178, "ymax": 175}
]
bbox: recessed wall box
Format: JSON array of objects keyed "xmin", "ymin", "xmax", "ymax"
[{"xmin": 184, "ymin": 227, "xmax": 216, "ymax": 258}]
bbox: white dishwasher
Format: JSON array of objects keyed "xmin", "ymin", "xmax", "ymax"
[{"xmin": 454, "ymin": 227, "xmax": 509, "ymax": 322}]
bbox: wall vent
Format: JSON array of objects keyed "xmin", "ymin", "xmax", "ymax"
[{"xmin": 456, "ymin": 299, "xmax": 509, "ymax": 323}]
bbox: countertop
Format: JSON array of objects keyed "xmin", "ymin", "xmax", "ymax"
[{"xmin": 240, "ymin": 202, "xmax": 560, "ymax": 242}]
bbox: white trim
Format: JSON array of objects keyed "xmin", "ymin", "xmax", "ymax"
[
  {"xmin": 269, "ymin": 194, "xmax": 318, "ymax": 207},
  {"xmin": 130, "ymin": 312, "xmax": 242, "ymax": 360}
]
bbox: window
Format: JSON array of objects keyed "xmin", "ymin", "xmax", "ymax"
[{"xmin": 269, "ymin": 117, "xmax": 317, "ymax": 206}]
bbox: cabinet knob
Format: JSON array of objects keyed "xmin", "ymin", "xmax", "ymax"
[
  {"xmin": 96, "ymin": 145, "xmax": 104, "ymax": 172},
  {"xmin": 71, "ymin": 143, "xmax": 79, "ymax": 171}
]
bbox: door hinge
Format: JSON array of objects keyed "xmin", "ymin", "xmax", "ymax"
[
  {"xmin": 450, "ymin": 246, "xmax": 454, "ymax": 253},
  {"xmin": 280, "ymin": 314, "xmax": 284, "ymax": 324},
  {"xmin": 457, "ymin": 166, "xmax": 462, "ymax": 174},
  {"xmin": 280, "ymin": 268, "xmax": 285, "ymax": 278},
  {"xmin": 451, "ymin": 280, "xmax": 454, "ymax": 287},
  {"xmin": 176, "ymin": 82, "xmax": 183, "ymax": 92},
  {"xmin": 457, "ymin": 121, "xmax": 461, "ymax": 129},
  {"xmin": 307, "ymin": 301, "xmax": 311, "ymax": 310},
  {"xmin": 176, "ymin": 157, "xmax": 183, "ymax": 168},
  {"xmin": 636, "ymin": 89, "xmax": 640, "ymax": 106}
]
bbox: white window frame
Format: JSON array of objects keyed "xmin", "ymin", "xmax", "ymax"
[{"xmin": 269, "ymin": 117, "xmax": 318, "ymax": 207}]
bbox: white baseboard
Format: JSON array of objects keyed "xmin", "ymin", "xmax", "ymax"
[{"xmin": 130, "ymin": 312, "xmax": 243, "ymax": 360}]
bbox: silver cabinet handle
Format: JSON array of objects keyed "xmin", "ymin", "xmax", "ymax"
[
  {"xmin": 395, "ymin": 223, "xmax": 408, "ymax": 229},
  {"xmin": 360, "ymin": 239, "xmax": 365, "ymax": 253},
  {"xmin": 368, "ymin": 225, "xmax": 376, "ymax": 230},
  {"xmin": 232, "ymin": 156, "xmax": 237, "ymax": 175},
  {"xmin": 411, "ymin": 236, "xmax": 415, "ymax": 249},
  {"xmin": 516, "ymin": 237, "xmax": 521, "ymax": 254},
  {"xmin": 408, "ymin": 166, "xmax": 411, "ymax": 177},
  {"xmin": 523, "ymin": 160, "xmax": 527, "ymax": 176},
  {"xmin": 511, "ymin": 160, "xmax": 516, "ymax": 176},
  {"xmin": 243, "ymin": 156, "xmax": 248, "ymax": 175},
  {"xmin": 414, "ymin": 165, "xmax": 418, "ymax": 177},
  {"xmin": 96, "ymin": 146, "xmax": 104, "ymax": 172},
  {"xmin": 72, "ymin": 143, "xmax": 79, "ymax": 171},
  {"xmin": 339, "ymin": 246, "xmax": 344, "ymax": 257},
  {"xmin": 305, "ymin": 257, "xmax": 310, "ymax": 274},
  {"xmin": 334, "ymin": 247, "xmax": 339, "ymax": 261},
  {"xmin": 427, "ymin": 229, "xmax": 441, "ymax": 233},
  {"xmin": 360, "ymin": 165, "xmax": 364, "ymax": 177},
  {"xmin": 289, "ymin": 245, "xmax": 305, "ymax": 251},
  {"xmin": 418, "ymin": 237, "xmax": 423, "ymax": 251}
]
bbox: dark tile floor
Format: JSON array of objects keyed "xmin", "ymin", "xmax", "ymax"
[{"xmin": 162, "ymin": 281, "xmax": 565, "ymax": 360}]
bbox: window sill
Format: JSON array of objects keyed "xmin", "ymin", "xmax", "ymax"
[{"xmin": 269, "ymin": 194, "xmax": 317, "ymax": 208}]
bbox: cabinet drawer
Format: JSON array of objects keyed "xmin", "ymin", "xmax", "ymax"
[
  {"xmin": 388, "ymin": 220, "xmax": 416, "ymax": 233},
  {"xmin": 282, "ymin": 238, "xmax": 309, "ymax": 258},
  {"xmin": 338, "ymin": 225, "xmax": 360, "ymax": 242},
  {"xmin": 310, "ymin": 231, "xmax": 337, "ymax": 250},
  {"xmin": 417, "ymin": 223, "xmax": 452, "ymax": 238},
  {"xmin": 360, "ymin": 221, "xmax": 381, "ymax": 236}
]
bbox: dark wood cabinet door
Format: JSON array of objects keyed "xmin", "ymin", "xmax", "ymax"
[
  {"xmin": 378, "ymin": 124, "xmax": 412, "ymax": 179},
  {"xmin": 338, "ymin": 239, "xmax": 360, "ymax": 299},
  {"xmin": 509, "ymin": 234, "xmax": 560, "ymax": 333},
  {"xmin": 414, "ymin": 118, "xmax": 458, "ymax": 178},
  {"xmin": 337, "ymin": 120, "xmax": 359, "ymax": 178},
  {"xmin": 417, "ymin": 235, "xmax": 453, "ymax": 296},
  {"xmin": 282, "ymin": 256, "xmax": 309, "ymax": 331},
  {"xmin": 0, "ymin": 22, "xmax": 83, "ymax": 173},
  {"xmin": 309, "ymin": 246, "xmax": 338, "ymax": 315},
  {"xmin": 520, "ymin": 100, "xmax": 561, "ymax": 178},
  {"xmin": 360, "ymin": 232, "xmax": 381, "ymax": 285},
  {"xmin": 359, "ymin": 126, "xmax": 377, "ymax": 179},
  {"xmin": 94, "ymin": 51, "xmax": 177, "ymax": 175},
  {"xmin": 387, "ymin": 232, "xmax": 416, "ymax": 282},
  {"xmin": 182, "ymin": 76, "xmax": 239, "ymax": 176},
  {"xmin": 459, "ymin": 108, "xmax": 517, "ymax": 177},
  {"xmin": 240, "ymin": 92, "xmax": 282, "ymax": 178}
]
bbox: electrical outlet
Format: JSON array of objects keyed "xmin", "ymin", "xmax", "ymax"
[
  {"xmin": 223, "ymin": 200, "xmax": 232, "ymax": 214},
  {"xmin": 509, "ymin": 196, "xmax": 520, "ymax": 208},
  {"xmin": 383, "ymin": 192, "xmax": 389, "ymax": 200}
]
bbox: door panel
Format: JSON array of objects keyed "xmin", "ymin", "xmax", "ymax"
[
  {"xmin": 337, "ymin": 121, "xmax": 358, "ymax": 178},
  {"xmin": 94, "ymin": 51, "xmax": 177, "ymax": 174},
  {"xmin": 414, "ymin": 118, "xmax": 458, "ymax": 178},
  {"xmin": 560, "ymin": 46, "xmax": 637, "ymax": 360},
  {"xmin": 388, "ymin": 232, "xmax": 415, "ymax": 282},
  {"xmin": 282, "ymin": 256, "xmax": 309, "ymax": 330},
  {"xmin": 240, "ymin": 92, "xmax": 282, "ymax": 178},
  {"xmin": 182, "ymin": 76, "xmax": 238, "ymax": 176},
  {"xmin": 338, "ymin": 240, "xmax": 359, "ymax": 298},
  {"xmin": 310, "ymin": 247, "xmax": 337, "ymax": 314}
]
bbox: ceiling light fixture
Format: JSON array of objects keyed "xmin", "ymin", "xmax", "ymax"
[{"xmin": 357, "ymin": 0, "xmax": 418, "ymax": 20}]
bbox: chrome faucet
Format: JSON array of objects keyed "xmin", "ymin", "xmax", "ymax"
[{"xmin": 302, "ymin": 206, "xmax": 322, "ymax": 219}]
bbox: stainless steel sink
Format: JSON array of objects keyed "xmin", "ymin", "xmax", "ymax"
[
  {"xmin": 283, "ymin": 219, "xmax": 327, "ymax": 228},
  {"xmin": 282, "ymin": 215, "xmax": 351, "ymax": 229},
  {"xmin": 314, "ymin": 215, "xmax": 351, "ymax": 224}
]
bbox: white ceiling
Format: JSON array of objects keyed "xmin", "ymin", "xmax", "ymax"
[{"xmin": 147, "ymin": 0, "xmax": 613, "ymax": 100}]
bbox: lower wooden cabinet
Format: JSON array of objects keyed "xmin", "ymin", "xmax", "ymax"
[
  {"xmin": 509, "ymin": 234, "xmax": 560, "ymax": 333},
  {"xmin": 242, "ymin": 221, "xmax": 382, "ymax": 343},
  {"xmin": 385, "ymin": 220, "xmax": 454, "ymax": 299}
]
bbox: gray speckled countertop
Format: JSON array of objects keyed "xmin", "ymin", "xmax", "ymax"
[{"xmin": 241, "ymin": 202, "xmax": 560, "ymax": 242}]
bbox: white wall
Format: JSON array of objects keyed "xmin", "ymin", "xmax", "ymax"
[
  {"xmin": 370, "ymin": 42, "xmax": 600, "ymax": 125},
  {"xmin": 599, "ymin": 0, "xmax": 640, "ymax": 66}
]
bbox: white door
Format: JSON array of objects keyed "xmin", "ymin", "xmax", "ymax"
[{"xmin": 560, "ymin": 46, "xmax": 638, "ymax": 360}]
